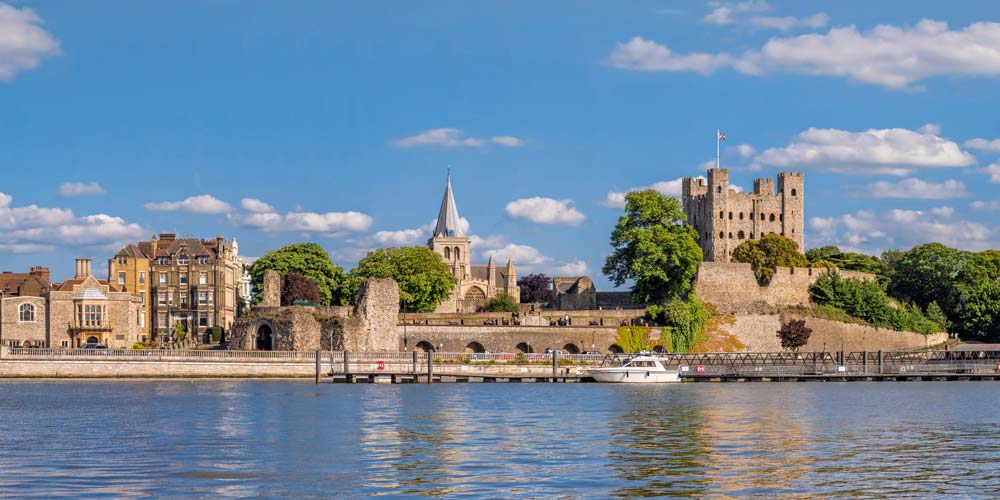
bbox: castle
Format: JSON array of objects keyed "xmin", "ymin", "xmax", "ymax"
[
  {"xmin": 682, "ymin": 168, "xmax": 804, "ymax": 262},
  {"xmin": 428, "ymin": 175, "xmax": 519, "ymax": 313}
]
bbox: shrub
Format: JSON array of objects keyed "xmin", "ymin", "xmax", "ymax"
[
  {"xmin": 810, "ymin": 271, "xmax": 942, "ymax": 334},
  {"xmin": 777, "ymin": 319, "xmax": 812, "ymax": 351},
  {"xmin": 663, "ymin": 294, "xmax": 711, "ymax": 353},
  {"xmin": 481, "ymin": 293, "xmax": 519, "ymax": 312}
]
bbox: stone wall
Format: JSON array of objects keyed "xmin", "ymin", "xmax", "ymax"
[
  {"xmin": 696, "ymin": 262, "xmax": 873, "ymax": 313},
  {"xmin": 399, "ymin": 325, "xmax": 620, "ymax": 353},
  {"xmin": 346, "ymin": 278, "xmax": 399, "ymax": 352},
  {"xmin": 261, "ymin": 270, "xmax": 281, "ymax": 307},
  {"xmin": 712, "ymin": 312, "xmax": 948, "ymax": 352},
  {"xmin": 0, "ymin": 296, "xmax": 48, "ymax": 347}
]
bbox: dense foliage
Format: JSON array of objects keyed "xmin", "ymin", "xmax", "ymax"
[
  {"xmin": 777, "ymin": 319, "xmax": 812, "ymax": 352},
  {"xmin": 732, "ymin": 233, "xmax": 808, "ymax": 285},
  {"xmin": 351, "ymin": 246, "xmax": 457, "ymax": 313},
  {"xmin": 806, "ymin": 245, "xmax": 891, "ymax": 283},
  {"xmin": 281, "ymin": 272, "xmax": 321, "ymax": 306},
  {"xmin": 614, "ymin": 326, "xmax": 660, "ymax": 353},
  {"xmin": 644, "ymin": 295, "xmax": 711, "ymax": 353},
  {"xmin": 602, "ymin": 189, "xmax": 703, "ymax": 304},
  {"xmin": 517, "ymin": 273, "xmax": 554, "ymax": 303},
  {"xmin": 481, "ymin": 293, "xmax": 520, "ymax": 312},
  {"xmin": 250, "ymin": 243, "xmax": 350, "ymax": 306},
  {"xmin": 809, "ymin": 271, "xmax": 945, "ymax": 334}
]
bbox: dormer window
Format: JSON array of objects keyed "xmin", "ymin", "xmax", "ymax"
[
  {"xmin": 198, "ymin": 256, "xmax": 210, "ymax": 265},
  {"xmin": 158, "ymin": 257, "xmax": 169, "ymax": 266},
  {"xmin": 178, "ymin": 254, "xmax": 189, "ymax": 265}
]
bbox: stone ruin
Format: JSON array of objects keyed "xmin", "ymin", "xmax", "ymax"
[{"xmin": 228, "ymin": 273, "xmax": 399, "ymax": 352}]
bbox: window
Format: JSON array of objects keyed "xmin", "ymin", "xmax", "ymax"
[
  {"xmin": 444, "ymin": 247, "xmax": 450, "ymax": 259},
  {"xmin": 158, "ymin": 257, "xmax": 169, "ymax": 265},
  {"xmin": 158, "ymin": 312, "xmax": 167, "ymax": 330},
  {"xmin": 159, "ymin": 272, "xmax": 167, "ymax": 285},
  {"xmin": 750, "ymin": 232, "xmax": 755, "ymax": 239},
  {"xmin": 180, "ymin": 272, "xmax": 188, "ymax": 285},
  {"xmin": 728, "ymin": 232, "xmax": 733, "ymax": 239},
  {"xmin": 140, "ymin": 312, "xmax": 146, "ymax": 328},
  {"xmin": 139, "ymin": 272, "xmax": 146, "ymax": 285},
  {"xmin": 738, "ymin": 231, "xmax": 745, "ymax": 239},
  {"xmin": 199, "ymin": 312, "xmax": 208, "ymax": 327},
  {"xmin": 140, "ymin": 292, "xmax": 146, "ymax": 306},
  {"xmin": 180, "ymin": 293, "xmax": 189, "ymax": 307},
  {"xmin": 158, "ymin": 292, "xmax": 167, "ymax": 305},
  {"xmin": 198, "ymin": 291, "xmax": 208, "ymax": 305},
  {"xmin": 728, "ymin": 212, "xmax": 733, "ymax": 220},
  {"xmin": 199, "ymin": 272, "xmax": 207, "ymax": 285},
  {"xmin": 118, "ymin": 271, "xmax": 126, "ymax": 285},
  {"xmin": 739, "ymin": 212, "xmax": 744, "ymax": 220},
  {"xmin": 749, "ymin": 212, "xmax": 754, "ymax": 220},
  {"xmin": 719, "ymin": 231, "xmax": 724, "ymax": 238},
  {"xmin": 780, "ymin": 214, "xmax": 784, "ymax": 221},
  {"xmin": 454, "ymin": 247, "xmax": 461, "ymax": 260},
  {"xmin": 717, "ymin": 186, "xmax": 722, "ymax": 193},
  {"xmin": 719, "ymin": 211, "xmax": 724, "ymax": 219},
  {"xmin": 117, "ymin": 256, "xmax": 127, "ymax": 265},
  {"xmin": 791, "ymin": 188, "xmax": 797, "ymax": 196},
  {"xmin": 178, "ymin": 254, "xmax": 189, "ymax": 265},
  {"xmin": 760, "ymin": 212, "xmax": 764, "ymax": 220},
  {"xmin": 81, "ymin": 304, "xmax": 103, "ymax": 327},
  {"xmin": 61, "ymin": 340, "xmax": 69, "ymax": 348},
  {"xmin": 18, "ymin": 303, "xmax": 35, "ymax": 322},
  {"xmin": 198, "ymin": 256, "xmax": 210, "ymax": 265},
  {"xmin": 769, "ymin": 213, "xmax": 776, "ymax": 222}
]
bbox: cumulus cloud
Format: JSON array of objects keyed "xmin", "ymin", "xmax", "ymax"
[
  {"xmin": 603, "ymin": 176, "xmax": 742, "ymax": 209},
  {"xmin": 0, "ymin": 192, "xmax": 144, "ymax": 253},
  {"xmin": 965, "ymin": 137, "xmax": 1000, "ymax": 152},
  {"xmin": 609, "ymin": 20, "xmax": 1000, "ymax": 90},
  {"xmin": 0, "ymin": 3, "xmax": 60, "ymax": 81},
  {"xmin": 392, "ymin": 128, "xmax": 528, "ymax": 148},
  {"xmin": 980, "ymin": 162, "xmax": 1000, "ymax": 183},
  {"xmin": 971, "ymin": 200, "xmax": 1000, "ymax": 210},
  {"xmin": 237, "ymin": 210, "xmax": 371, "ymax": 235},
  {"xmin": 58, "ymin": 182, "xmax": 106, "ymax": 197},
  {"xmin": 753, "ymin": 127, "xmax": 976, "ymax": 176},
  {"xmin": 553, "ymin": 259, "xmax": 590, "ymax": 276},
  {"xmin": 241, "ymin": 198, "xmax": 274, "ymax": 213},
  {"xmin": 473, "ymin": 236, "xmax": 590, "ymax": 277},
  {"xmin": 144, "ymin": 194, "xmax": 233, "ymax": 214},
  {"xmin": 865, "ymin": 178, "xmax": 970, "ymax": 199},
  {"xmin": 504, "ymin": 197, "xmax": 586, "ymax": 225},
  {"xmin": 750, "ymin": 13, "xmax": 829, "ymax": 31},
  {"xmin": 809, "ymin": 207, "xmax": 995, "ymax": 254},
  {"xmin": 703, "ymin": 0, "xmax": 771, "ymax": 25}
]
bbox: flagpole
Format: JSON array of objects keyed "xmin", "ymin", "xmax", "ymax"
[{"xmin": 716, "ymin": 129, "xmax": 720, "ymax": 170}]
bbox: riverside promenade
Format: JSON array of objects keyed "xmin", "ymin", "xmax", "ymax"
[{"xmin": 2, "ymin": 346, "xmax": 999, "ymax": 382}]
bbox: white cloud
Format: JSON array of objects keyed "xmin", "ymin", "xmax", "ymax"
[
  {"xmin": 965, "ymin": 137, "xmax": 1000, "ymax": 152},
  {"xmin": 58, "ymin": 182, "xmax": 105, "ymax": 197},
  {"xmin": 918, "ymin": 123, "xmax": 942, "ymax": 135},
  {"xmin": 981, "ymin": 162, "xmax": 1000, "ymax": 183},
  {"xmin": 603, "ymin": 176, "xmax": 742, "ymax": 209},
  {"xmin": 241, "ymin": 198, "xmax": 274, "ymax": 213},
  {"xmin": 373, "ymin": 227, "xmax": 426, "ymax": 246},
  {"xmin": 238, "ymin": 210, "xmax": 372, "ymax": 235},
  {"xmin": 971, "ymin": 200, "xmax": 1000, "ymax": 210},
  {"xmin": 703, "ymin": 0, "xmax": 771, "ymax": 25},
  {"xmin": 505, "ymin": 197, "xmax": 586, "ymax": 225},
  {"xmin": 145, "ymin": 194, "xmax": 233, "ymax": 214},
  {"xmin": 553, "ymin": 259, "xmax": 590, "ymax": 276},
  {"xmin": 0, "ymin": 192, "xmax": 144, "ymax": 253},
  {"xmin": 750, "ymin": 13, "xmax": 829, "ymax": 31},
  {"xmin": 0, "ymin": 4, "xmax": 60, "ymax": 82},
  {"xmin": 809, "ymin": 207, "xmax": 995, "ymax": 254},
  {"xmin": 866, "ymin": 178, "xmax": 969, "ymax": 199},
  {"xmin": 734, "ymin": 143, "xmax": 756, "ymax": 158},
  {"xmin": 473, "ymin": 237, "xmax": 589, "ymax": 277},
  {"xmin": 392, "ymin": 128, "xmax": 528, "ymax": 148},
  {"xmin": 609, "ymin": 20, "xmax": 1000, "ymax": 90},
  {"xmin": 753, "ymin": 127, "xmax": 976, "ymax": 176}
]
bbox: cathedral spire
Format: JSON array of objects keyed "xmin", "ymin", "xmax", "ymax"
[{"xmin": 433, "ymin": 173, "xmax": 463, "ymax": 238}]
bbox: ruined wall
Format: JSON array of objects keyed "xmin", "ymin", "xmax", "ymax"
[
  {"xmin": 342, "ymin": 278, "xmax": 399, "ymax": 352},
  {"xmin": 711, "ymin": 312, "xmax": 948, "ymax": 352},
  {"xmin": 696, "ymin": 262, "xmax": 873, "ymax": 313},
  {"xmin": 261, "ymin": 270, "xmax": 281, "ymax": 308}
]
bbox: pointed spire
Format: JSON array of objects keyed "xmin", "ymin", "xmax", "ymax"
[
  {"xmin": 487, "ymin": 255, "xmax": 494, "ymax": 268},
  {"xmin": 433, "ymin": 173, "xmax": 463, "ymax": 238}
]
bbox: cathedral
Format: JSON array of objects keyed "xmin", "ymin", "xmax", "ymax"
[{"xmin": 429, "ymin": 175, "xmax": 520, "ymax": 313}]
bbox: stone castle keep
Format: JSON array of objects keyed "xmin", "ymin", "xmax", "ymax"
[{"xmin": 683, "ymin": 168, "xmax": 804, "ymax": 261}]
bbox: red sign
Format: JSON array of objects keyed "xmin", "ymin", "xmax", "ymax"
[
  {"xmin": 696, "ymin": 364, "xmax": 705, "ymax": 374},
  {"xmin": 376, "ymin": 360, "xmax": 385, "ymax": 371}
]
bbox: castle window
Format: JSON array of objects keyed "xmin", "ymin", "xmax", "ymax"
[
  {"xmin": 738, "ymin": 231, "xmax": 745, "ymax": 239},
  {"xmin": 791, "ymin": 228, "xmax": 795, "ymax": 234},
  {"xmin": 749, "ymin": 213, "xmax": 754, "ymax": 220},
  {"xmin": 769, "ymin": 213, "xmax": 776, "ymax": 222},
  {"xmin": 444, "ymin": 247, "xmax": 451, "ymax": 259},
  {"xmin": 728, "ymin": 212, "xmax": 733, "ymax": 220},
  {"xmin": 739, "ymin": 212, "xmax": 744, "ymax": 220},
  {"xmin": 717, "ymin": 186, "xmax": 722, "ymax": 193},
  {"xmin": 780, "ymin": 214, "xmax": 784, "ymax": 221},
  {"xmin": 728, "ymin": 232, "xmax": 733, "ymax": 239},
  {"xmin": 719, "ymin": 211, "xmax": 724, "ymax": 219},
  {"xmin": 750, "ymin": 232, "xmax": 755, "ymax": 239},
  {"xmin": 19, "ymin": 303, "xmax": 35, "ymax": 322},
  {"xmin": 760, "ymin": 212, "xmax": 764, "ymax": 220},
  {"xmin": 791, "ymin": 188, "xmax": 797, "ymax": 196},
  {"xmin": 719, "ymin": 231, "xmax": 724, "ymax": 239}
]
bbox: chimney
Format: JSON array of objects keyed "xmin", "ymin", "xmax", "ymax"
[
  {"xmin": 29, "ymin": 266, "xmax": 51, "ymax": 285},
  {"xmin": 75, "ymin": 258, "xmax": 93, "ymax": 279},
  {"xmin": 151, "ymin": 235, "xmax": 158, "ymax": 257}
]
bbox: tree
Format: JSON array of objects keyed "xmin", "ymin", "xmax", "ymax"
[
  {"xmin": 733, "ymin": 233, "xmax": 808, "ymax": 285},
  {"xmin": 352, "ymin": 246, "xmax": 457, "ymax": 312},
  {"xmin": 777, "ymin": 319, "xmax": 812, "ymax": 352},
  {"xmin": 517, "ymin": 273, "xmax": 554, "ymax": 303},
  {"xmin": 887, "ymin": 243, "xmax": 969, "ymax": 315},
  {"xmin": 482, "ymin": 293, "xmax": 519, "ymax": 312},
  {"xmin": 281, "ymin": 272, "xmax": 321, "ymax": 306},
  {"xmin": 250, "ymin": 243, "xmax": 349, "ymax": 306},
  {"xmin": 954, "ymin": 279, "xmax": 1000, "ymax": 339},
  {"xmin": 602, "ymin": 189, "xmax": 702, "ymax": 304}
]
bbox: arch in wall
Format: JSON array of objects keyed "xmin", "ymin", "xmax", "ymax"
[
  {"xmin": 738, "ymin": 231, "xmax": 745, "ymax": 239},
  {"xmin": 770, "ymin": 213, "xmax": 776, "ymax": 222},
  {"xmin": 717, "ymin": 186, "xmax": 722, "ymax": 193},
  {"xmin": 86, "ymin": 336, "xmax": 99, "ymax": 344},
  {"xmin": 609, "ymin": 344, "xmax": 624, "ymax": 354},
  {"xmin": 749, "ymin": 212, "xmax": 754, "ymax": 220},
  {"xmin": 652, "ymin": 345, "xmax": 666, "ymax": 354},
  {"xmin": 515, "ymin": 342, "xmax": 533, "ymax": 353},
  {"xmin": 444, "ymin": 247, "xmax": 451, "ymax": 259},
  {"xmin": 562, "ymin": 343, "xmax": 580, "ymax": 354},
  {"xmin": 465, "ymin": 341, "xmax": 485, "ymax": 354},
  {"xmin": 719, "ymin": 210, "xmax": 724, "ymax": 219},
  {"xmin": 791, "ymin": 188, "xmax": 797, "ymax": 196},
  {"xmin": 750, "ymin": 232, "xmax": 755, "ymax": 239},
  {"xmin": 19, "ymin": 303, "xmax": 35, "ymax": 322},
  {"xmin": 464, "ymin": 286, "xmax": 487, "ymax": 311},
  {"xmin": 255, "ymin": 323, "xmax": 273, "ymax": 351},
  {"xmin": 760, "ymin": 212, "xmax": 764, "ymax": 220},
  {"xmin": 454, "ymin": 247, "xmax": 461, "ymax": 260},
  {"xmin": 415, "ymin": 341, "xmax": 435, "ymax": 352}
]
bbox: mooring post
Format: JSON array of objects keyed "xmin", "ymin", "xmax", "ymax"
[
  {"xmin": 343, "ymin": 351, "xmax": 350, "ymax": 380},
  {"xmin": 812, "ymin": 351, "xmax": 817, "ymax": 374},
  {"xmin": 877, "ymin": 350, "xmax": 883, "ymax": 374},
  {"xmin": 427, "ymin": 351, "xmax": 434, "ymax": 384},
  {"xmin": 412, "ymin": 350, "xmax": 418, "ymax": 375},
  {"xmin": 552, "ymin": 350, "xmax": 558, "ymax": 382},
  {"xmin": 862, "ymin": 350, "xmax": 867, "ymax": 373},
  {"xmin": 315, "ymin": 350, "xmax": 321, "ymax": 384}
]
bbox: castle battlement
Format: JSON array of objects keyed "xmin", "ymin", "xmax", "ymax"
[{"xmin": 682, "ymin": 168, "xmax": 804, "ymax": 262}]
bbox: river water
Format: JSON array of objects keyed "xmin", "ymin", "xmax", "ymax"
[{"xmin": 0, "ymin": 381, "xmax": 998, "ymax": 498}]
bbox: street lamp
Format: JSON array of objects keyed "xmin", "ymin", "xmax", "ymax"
[{"xmin": 402, "ymin": 299, "xmax": 408, "ymax": 351}]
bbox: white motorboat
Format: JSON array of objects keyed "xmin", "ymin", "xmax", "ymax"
[{"xmin": 586, "ymin": 355, "xmax": 681, "ymax": 383}]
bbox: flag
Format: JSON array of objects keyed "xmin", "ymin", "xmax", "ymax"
[{"xmin": 718, "ymin": 131, "xmax": 727, "ymax": 141}]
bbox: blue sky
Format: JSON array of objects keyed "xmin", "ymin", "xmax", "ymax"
[{"xmin": 2, "ymin": 0, "xmax": 999, "ymax": 288}]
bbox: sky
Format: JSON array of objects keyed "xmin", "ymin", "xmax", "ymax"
[{"xmin": 1, "ymin": 0, "xmax": 1000, "ymax": 289}]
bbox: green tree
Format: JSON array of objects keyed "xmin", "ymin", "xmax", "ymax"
[
  {"xmin": 954, "ymin": 279, "xmax": 1000, "ymax": 339},
  {"xmin": 887, "ymin": 243, "xmax": 969, "ymax": 314},
  {"xmin": 250, "ymin": 243, "xmax": 349, "ymax": 306},
  {"xmin": 733, "ymin": 233, "xmax": 808, "ymax": 285},
  {"xmin": 602, "ymin": 189, "xmax": 702, "ymax": 304},
  {"xmin": 663, "ymin": 295, "xmax": 710, "ymax": 353},
  {"xmin": 351, "ymin": 246, "xmax": 457, "ymax": 312},
  {"xmin": 481, "ymin": 293, "xmax": 519, "ymax": 312}
]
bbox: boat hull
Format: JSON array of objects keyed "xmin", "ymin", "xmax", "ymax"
[{"xmin": 587, "ymin": 368, "xmax": 680, "ymax": 383}]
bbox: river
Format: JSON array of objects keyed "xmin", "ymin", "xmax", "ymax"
[{"xmin": 0, "ymin": 381, "xmax": 997, "ymax": 498}]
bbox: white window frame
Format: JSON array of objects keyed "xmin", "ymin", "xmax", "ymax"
[
  {"xmin": 178, "ymin": 255, "xmax": 189, "ymax": 265},
  {"xmin": 198, "ymin": 291, "xmax": 208, "ymax": 305},
  {"xmin": 159, "ymin": 272, "xmax": 167, "ymax": 285},
  {"xmin": 139, "ymin": 272, "xmax": 146, "ymax": 285},
  {"xmin": 199, "ymin": 272, "xmax": 208, "ymax": 285},
  {"xmin": 118, "ymin": 271, "xmax": 126, "ymax": 285},
  {"xmin": 18, "ymin": 303, "xmax": 35, "ymax": 322},
  {"xmin": 180, "ymin": 272, "xmax": 188, "ymax": 285}
]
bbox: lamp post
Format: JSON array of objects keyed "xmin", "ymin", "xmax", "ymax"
[{"xmin": 402, "ymin": 300, "xmax": 408, "ymax": 352}]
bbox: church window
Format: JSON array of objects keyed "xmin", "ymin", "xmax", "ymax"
[
  {"xmin": 791, "ymin": 188, "xmax": 797, "ymax": 196},
  {"xmin": 769, "ymin": 213, "xmax": 776, "ymax": 222},
  {"xmin": 19, "ymin": 303, "xmax": 35, "ymax": 322},
  {"xmin": 738, "ymin": 231, "xmax": 745, "ymax": 239},
  {"xmin": 454, "ymin": 247, "xmax": 461, "ymax": 260},
  {"xmin": 444, "ymin": 247, "xmax": 451, "ymax": 259}
]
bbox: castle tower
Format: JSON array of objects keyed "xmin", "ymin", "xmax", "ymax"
[
  {"xmin": 707, "ymin": 168, "xmax": 730, "ymax": 261},
  {"xmin": 428, "ymin": 174, "xmax": 471, "ymax": 280},
  {"xmin": 777, "ymin": 172, "xmax": 805, "ymax": 252}
]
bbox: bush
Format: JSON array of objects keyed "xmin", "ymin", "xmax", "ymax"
[
  {"xmin": 209, "ymin": 326, "xmax": 223, "ymax": 343},
  {"xmin": 132, "ymin": 342, "xmax": 153, "ymax": 350},
  {"xmin": 810, "ymin": 271, "xmax": 943, "ymax": 334},
  {"xmin": 481, "ymin": 293, "xmax": 519, "ymax": 312},
  {"xmin": 644, "ymin": 305, "xmax": 665, "ymax": 325},
  {"xmin": 663, "ymin": 294, "xmax": 711, "ymax": 353},
  {"xmin": 777, "ymin": 319, "xmax": 812, "ymax": 351}
]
